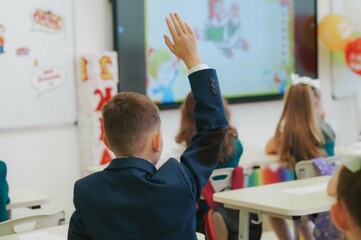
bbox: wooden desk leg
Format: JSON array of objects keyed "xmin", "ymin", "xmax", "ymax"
[{"xmin": 238, "ymin": 210, "xmax": 249, "ymax": 240}]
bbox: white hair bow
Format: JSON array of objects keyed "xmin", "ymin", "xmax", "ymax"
[
  {"xmin": 291, "ymin": 73, "xmax": 320, "ymax": 89},
  {"xmin": 343, "ymin": 142, "xmax": 361, "ymax": 173}
]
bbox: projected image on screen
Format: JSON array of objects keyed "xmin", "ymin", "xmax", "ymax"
[{"xmin": 145, "ymin": 0, "xmax": 295, "ymax": 104}]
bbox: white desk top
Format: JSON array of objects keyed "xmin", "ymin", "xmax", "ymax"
[
  {"xmin": 6, "ymin": 186, "xmax": 50, "ymax": 210},
  {"xmin": 213, "ymin": 175, "xmax": 334, "ymax": 217},
  {"xmin": 0, "ymin": 225, "xmax": 67, "ymax": 240}
]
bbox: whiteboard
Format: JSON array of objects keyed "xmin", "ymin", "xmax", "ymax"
[
  {"xmin": 0, "ymin": 0, "xmax": 76, "ymax": 129},
  {"xmin": 330, "ymin": 0, "xmax": 361, "ymax": 104}
]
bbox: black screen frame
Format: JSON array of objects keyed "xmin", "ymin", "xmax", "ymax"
[{"xmin": 112, "ymin": 0, "xmax": 318, "ymax": 110}]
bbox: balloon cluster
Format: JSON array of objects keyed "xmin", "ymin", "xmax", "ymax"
[{"xmin": 318, "ymin": 1, "xmax": 361, "ymax": 76}]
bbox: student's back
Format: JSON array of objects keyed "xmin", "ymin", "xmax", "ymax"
[
  {"xmin": 173, "ymin": 93, "xmax": 262, "ymax": 239},
  {"xmin": 68, "ymin": 13, "xmax": 228, "ymax": 240},
  {"xmin": 266, "ymin": 75, "xmax": 335, "ymax": 168},
  {"xmin": 72, "ymin": 158, "xmax": 199, "ymax": 238},
  {"xmin": 265, "ymin": 74, "xmax": 336, "ymax": 240}
]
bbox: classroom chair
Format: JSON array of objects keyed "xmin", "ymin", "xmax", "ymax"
[
  {"xmin": 295, "ymin": 156, "xmax": 342, "ymax": 179},
  {"xmin": 202, "ymin": 167, "xmax": 249, "ymax": 240},
  {"xmin": 294, "ymin": 156, "xmax": 342, "ymax": 240},
  {"xmin": 196, "ymin": 232, "xmax": 206, "ymax": 240},
  {"xmin": 0, "ymin": 210, "xmax": 65, "ymax": 236}
]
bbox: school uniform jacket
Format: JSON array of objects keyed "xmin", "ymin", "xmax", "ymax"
[{"xmin": 68, "ymin": 69, "xmax": 228, "ymax": 240}]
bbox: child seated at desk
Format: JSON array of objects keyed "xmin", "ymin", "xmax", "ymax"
[
  {"xmin": 265, "ymin": 74, "xmax": 336, "ymax": 240},
  {"xmin": 173, "ymin": 92, "xmax": 262, "ymax": 239},
  {"xmin": 0, "ymin": 160, "xmax": 10, "ymax": 222},
  {"xmin": 328, "ymin": 143, "xmax": 361, "ymax": 240},
  {"xmin": 68, "ymin": 13, "xmax": 229, "ymax": 239}
]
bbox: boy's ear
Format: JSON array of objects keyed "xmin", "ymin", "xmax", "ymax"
[
  {"xmin": 330, "ymin": 202, "xmax": 349, "ymax": 232},
  {"xmin": 151, "ymin": 131, "xmax": 162, "ymax": 153},
  {"xmin": 102, "ymin": 134, "xmax": 113, "ymax": 151}
]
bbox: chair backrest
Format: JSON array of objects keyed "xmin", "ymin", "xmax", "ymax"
[
  {"xmin": 295, "ymin": 161, "xmax": 320, "ymax": 179},
  {"xmin": 295, "ymin": 156, "xmax": 342, "ymax": 179},
  {"xmin": 0, "ymin": 210, "xmax": 65, "ymax": 236},
  {"xmin": 196, "ymin": 231, "xmax": 205, "ymax": 240},
  {"xmin": 209, "ymin": 167, "xmax": 235, "ymax": 192},
  {"xmin": 203, "ymin": 168, "xmax": 235, "ymax": 240}
]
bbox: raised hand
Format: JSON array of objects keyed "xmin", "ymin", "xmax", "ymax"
[{"xmin": 164, "ymin": 13, "xmax": 202, "ymax": 70}]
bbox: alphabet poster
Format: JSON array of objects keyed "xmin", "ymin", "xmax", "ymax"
[
  {"xmin": 0, "ymin": 0, "xmax": 76, "ymax": 129},
  {"xmin": 77, "ymin": 52, "xmax": 118, "ymax": 173}
]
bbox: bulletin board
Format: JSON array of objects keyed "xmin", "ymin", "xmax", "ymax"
[{"xmin": 0, "ymin": 0, "xmax": 76, "ymax": 129}]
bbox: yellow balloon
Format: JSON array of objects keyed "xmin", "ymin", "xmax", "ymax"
[{"xmin": 318, "ymin": 14, "xmax": 352, "ymax": 51}]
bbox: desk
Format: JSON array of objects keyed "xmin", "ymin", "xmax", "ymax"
[
  {"xmin": 0, "ymin": 225, "xmax": 67, "ymax": 240},
  {"xmin": 6, "ymin": 186, "xmax": 49, "ymax": 210},
  {"xmin": 0, "ymin": 224, "xmax": 205, "ymax": 240},
  {"xmin": 213, "ymin": 176, "xmax": 334, "ymax": 240}
]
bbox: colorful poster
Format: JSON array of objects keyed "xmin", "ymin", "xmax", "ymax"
[{"xmin": 77, "ymin": 52, "xmax": 119, "ymax": 172}]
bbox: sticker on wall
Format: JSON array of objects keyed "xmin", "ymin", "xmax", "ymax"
[
  {"xmin": 0, "ymin": 24, "xmax": 5, "ymax": 54},
  {"xmin": 16, "ymin": 47, "xmax": 30, "ymax": 56},
  {"xmin": 32, "ymin": 67, "xmax": 66, "ymax": 96},
  {"xmin": 32, "ymin": 9, "xmax": 63, "ymax": 33}
]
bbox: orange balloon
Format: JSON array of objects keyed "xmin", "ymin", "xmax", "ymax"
[{"xmin": 318, "ymin": 14, "xmax": 352, "ymax": 51}]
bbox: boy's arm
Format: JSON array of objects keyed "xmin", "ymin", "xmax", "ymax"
[{"xmin": 164, "ymin": 13, "xmax": 228, "ymax": 197}]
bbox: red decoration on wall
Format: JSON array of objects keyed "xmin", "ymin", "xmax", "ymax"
[
  {"xmin": 100, "ymin": 148, "xmax": 112, "ymax": 165},
  {"xmin": 99, "ymin": 117, "xmax": 104, "ymax": 141},
  {"xmin": 345, "ymin": 37, "xmax": 361, "ymax": 76},
  {"xmin": 94, "ymin": 87, "xmax": 112, "ymax": 111}
]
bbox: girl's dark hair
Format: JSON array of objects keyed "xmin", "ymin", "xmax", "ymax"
[{"xmin": 175, "ymin": 93, "xmax": 237, "ymax": 164}]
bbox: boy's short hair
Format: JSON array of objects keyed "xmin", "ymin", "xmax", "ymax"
[
  {"xmin": 102, "ymin": 92, "xmax": 161, "ymax": 156},
  {"xmin": 337, "ymin": 167, "xmax": 361, "ymax": 227}
]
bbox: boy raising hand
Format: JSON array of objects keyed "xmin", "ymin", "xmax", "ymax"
[{"xmin": 68, "ymin": 13, "xmax": 228, "ymax": 240}]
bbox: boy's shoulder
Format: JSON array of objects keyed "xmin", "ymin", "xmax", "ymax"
[{"xmin": 75, "ymin": 171, "xmax": 103, "ymax": 189}]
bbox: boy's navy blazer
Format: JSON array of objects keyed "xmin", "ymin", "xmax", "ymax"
[{"xmin": 68, "ymin": 69, "xmax": 228, "ymax": 240}]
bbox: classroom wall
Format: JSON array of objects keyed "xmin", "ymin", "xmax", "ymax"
[{"xmin": 0, "ymin": 0, "xmax": 358, "ymax": 222}]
